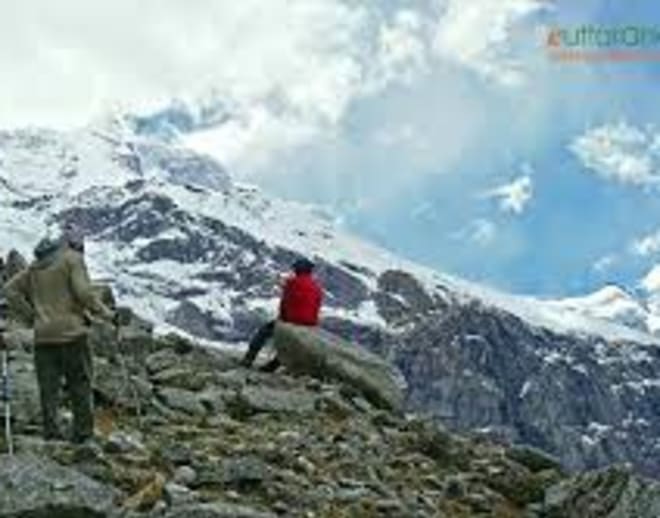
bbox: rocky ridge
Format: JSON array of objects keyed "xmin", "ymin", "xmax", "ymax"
[{"xmin": 4, "ymin": 328, "xmax": 660, "ymax": 518}]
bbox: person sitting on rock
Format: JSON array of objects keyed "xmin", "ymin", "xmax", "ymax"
[
  {"xmin": 241, "ymin": 257, "xmax": 323, "ymax": 372},
  {"xmin": 5, "ymin": 236, "xmax": 116, "ymax": 443}
]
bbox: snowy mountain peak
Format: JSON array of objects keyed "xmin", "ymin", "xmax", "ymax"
[
  {"xmin": 548, "ymin": 285, "xmax": 652, "ymax": 335},
  {"xmin": 0, "ymin": 120, "xmax": 658, "ymax": 346}
]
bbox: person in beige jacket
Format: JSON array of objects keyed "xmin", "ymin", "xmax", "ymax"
[{"xmin": 5, "ymin": 237, "xmax": 115, "ymax": 442}]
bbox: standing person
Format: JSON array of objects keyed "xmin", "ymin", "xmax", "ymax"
[
  {"xmin": 242, "ymin": 258, "xmax": 323, "ymax": 371},
  {"xmin": 5, "ymin": 237, "xmax": 115, "ymax": 443}
]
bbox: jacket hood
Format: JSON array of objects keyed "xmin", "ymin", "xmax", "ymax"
[{"xmin": 32, "ymin": 238, "xmax": 62, "ymax": 269}]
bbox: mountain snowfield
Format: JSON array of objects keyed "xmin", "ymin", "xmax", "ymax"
[
  {"xmin": 7, "ymin": 115, "xmax": 660, "ymax": 475},
  {"xmin": 548, "ymin": 284, "xmax": 660, "ymax": 337},
  {"xmin": 0, "ymin": 115, "xmax": 658, "ymax": 347}
]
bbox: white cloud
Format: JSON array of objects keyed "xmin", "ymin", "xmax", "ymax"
[
  {"xmin": 432, "ymin": 0, "xmax": 550, "ymax": 86},
  {"xmin": 452, "ymin": 218, "xmax": 498, "ymax": 246},
  {"xmin": 0, "ymin": 0, "xmax": 545, "ymax": 127},
  {"xmin": 591, "ymin": 255, "xmax": 618, "ymax": 275},
  {"xmin": 481, "ymin": 175, "xmax": 534, "ymax": 215},
  {"xmin": 0, "ymin": 0, "xmax": 371, "ymax": 130},
  {"xmin": 641, "ymin": 264, "xmax": 660, "ymax": 293},
  {"xmin": 571, "ymin": 121, "xmax": 660, "ymax": 187},
  {"xmin": 375, "ymin": 9, "xmax": 429, "ymax": 87},
  {"xmin": 0, "ymin": 0, "xmax": 548, "ymax": 179},
  {"xmin": 631, "ymin": 228, "xmax": 660, "ymax": 257}
]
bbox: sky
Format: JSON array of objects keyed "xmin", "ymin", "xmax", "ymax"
[{"xmin": 1, "ymin": 0, "xmax": 660, "ymax": 297}]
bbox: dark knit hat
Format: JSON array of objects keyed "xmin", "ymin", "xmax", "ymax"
[{"xmin": 292, "ymin": 257, "xmax": 315, "ymax": 274}]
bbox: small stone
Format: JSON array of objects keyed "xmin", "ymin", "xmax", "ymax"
[
  {"xmin": 105, "ymin": 431, "xmax": 146, "ymax": 454},
  {"xmin": 444, "ymin": 476, "xmax": 466, "ymax": 499},
  {"xmin": 160, "ymin": 443, "xmax": 194, "ymax": 466},
  {"xmin": 173, "ymin": 465, "xmax": 197, "ymax": 486},
  {"xmin": 294, "ymin": 456, "xmax": 316, "ymax": 477},
  {"xmin": 306, "ymin": 379, "xmax": 323, "ymax": 391},
  {"xmin": 225, "ymin": 490, "xmax": 241, "ymax": 500},
  {"xmin": 164, "ymin": 482, "xmax": 198, "ymax": 506},
  {"xmin": 222, "ymin": 456, "xmax": 269, "ymax": 488},
  {"xmin": 318, "ymin": 394, "xmax": 354, "ymax": 420},
  {"xmin": 272, "ymin": 500, "xmax": 289, "ymax": 515},
  {"xmin": 156, "ymin": 387, "xmax": 207, "ymax": 416},
  {"xmin": 146, "ymin": 349, "xmax": 181, "ymax": 374},
  {"xmin": 277, "ymin": 430, "xmax": 302, "ymax": 443},
  {"xmin": 375, "ymin": 498, "xmax": 404, "ymax": 512},
  {"xmin": 350, "ymin": 396, "xmax": 373, "ymax": 413},
  {"xmin": 333, "ymin": 487, "xmax": 370, "ymax": 503}
]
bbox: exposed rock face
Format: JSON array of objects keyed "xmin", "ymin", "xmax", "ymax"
[
  {"xmin": 394, "ymin": 301, "xmax": 660, "ymax": 476},
  {"xmin": 375, "ymin": 269, "xmax": 441, "ymax": 325}
]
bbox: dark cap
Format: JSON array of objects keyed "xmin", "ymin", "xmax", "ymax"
[{"xmin": 292, "ymin": 257, "xmax": 315, "ymax": 274}]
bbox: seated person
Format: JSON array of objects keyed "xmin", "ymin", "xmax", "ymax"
[{"xmin": 242, "ymin": 257, "xmax": 322, "ymax": 371}]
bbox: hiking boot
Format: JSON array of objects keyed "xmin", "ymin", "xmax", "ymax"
[{"xmin": 73, "ymin": 437, "xmax": 104, "ymax": 461}]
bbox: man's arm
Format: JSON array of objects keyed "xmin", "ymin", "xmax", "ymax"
[{"xmin": 67, "ymin": 252, "xmax": 115, "ymax": 322}]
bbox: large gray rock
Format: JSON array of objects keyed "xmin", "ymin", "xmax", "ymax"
[
  {"xmin": 0, "ymin": 454, "xmax": 118, "ymax": 517},
  {"xmin": 543, "ymin": 465, "xmax": 660, "ymax": 518},
  {"xmin": 232, "ymin": 385, "xmax": 318, "ymax": 416},
  {"xmin": 162, "ymin": 502, "xmax": 275, "ymax": 518},
  {"xmin": 273, "ymin": 322, "xmax": 404, "ymax": 412}
]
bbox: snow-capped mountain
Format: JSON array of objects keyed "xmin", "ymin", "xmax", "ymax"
[
  {"xmin": 548, "ymin": 285, "xmax": 652, "ymax": 334},
  {"xmin": 546, "ymin": 282, "xmax": 660, "ymax": 338},
  {"xmin": 2, "ymin": 116, "xmax": 660, "ymax": 476}
]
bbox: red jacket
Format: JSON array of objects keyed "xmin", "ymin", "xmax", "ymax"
[{"xmin": 278, "ymin": 273, "xmax": 322, "ymax": 326}]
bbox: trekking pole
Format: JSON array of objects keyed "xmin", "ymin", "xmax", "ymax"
[
  {"xmin": 114, "ymin": 308, "xmax": 143, "ymax": 428},
  {"xmin": 2, "ymin": 348, "xmax": 13, "ymax": 456}
]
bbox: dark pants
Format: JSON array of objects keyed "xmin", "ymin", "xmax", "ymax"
[
  {"xmin": 34, "ymin": 337, "xmax": 94, "ymax": 443},
  {"xmin": 242, "ymin": 320, "xmax": 280, "ymax": 372}
]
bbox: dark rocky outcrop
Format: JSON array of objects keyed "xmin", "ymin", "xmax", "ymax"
[{"xmin": 393, "ymin": 300, "xmax": 660, "ymax": 477}]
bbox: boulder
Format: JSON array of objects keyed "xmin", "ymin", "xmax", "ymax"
[
  {"xmin": 0, "ymin": 454, "xmax": 119, "ymax": 517},
  {"xmin": 162, "ymin": 502, "xmax": 276, "ymax": 518},
  {"xmin": 155, "ymin": 387, "xmax": 207, "ymax": 417},
  {"xmin": 273, "ymin": 322, "xmax": 404, "ymax": 412},
  {"xmin": 232, "ymin": 385, "xmax": 318, "ymax": 416}
]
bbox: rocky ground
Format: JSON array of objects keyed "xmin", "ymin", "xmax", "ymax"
[{"xmin": 2, "ymin": 330, "xmax": 660, "ymax": 518}]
